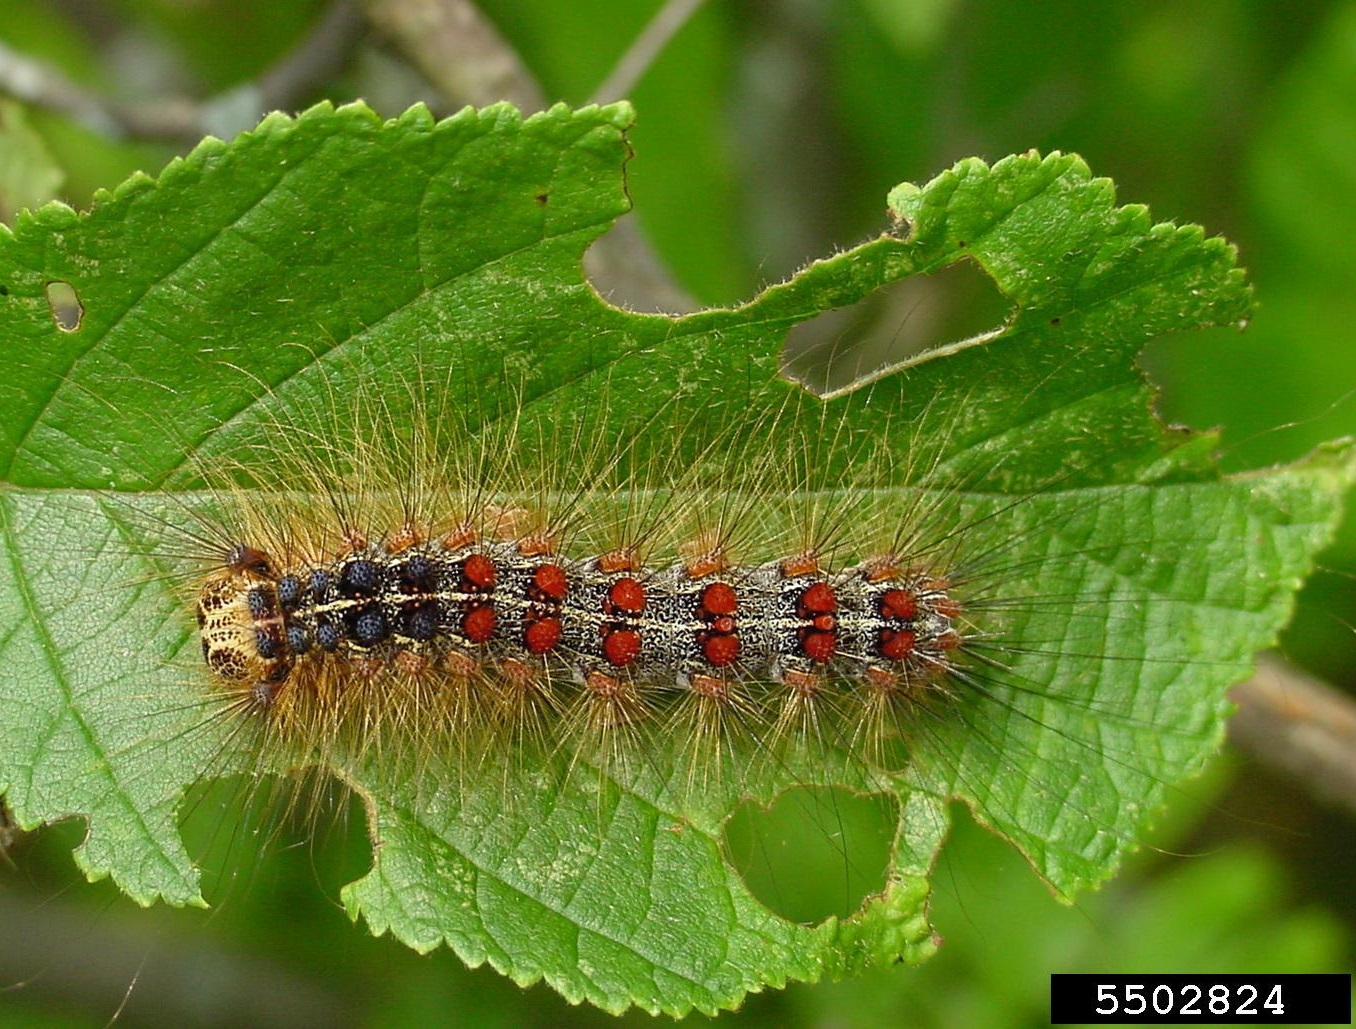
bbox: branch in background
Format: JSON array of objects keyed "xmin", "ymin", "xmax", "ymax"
[
  {"xmin": 0, "ymin": 39, "xmax": 123, "ymax": 138},
  {"xmin": 244, "ymin": 1, "xmax": 369, "ymax": 127},
  {"xmin": 590, "ymin": 0, "xmax": 707, "ymax": 103},
  {"xmin": 0, "ymin": 890, "xmax": 354, "ymax": 1027},
  {"xmin": 1229, "ymin": 653, "xmax": 1356, "ymax": 816},
  {"xmin": 364, "ymin": 0, "xmax": 694, "ymax": 312},
  {"xmin": 0, "ymin": 0, "xmax": 366, "ymax": 142},
  {"xmin": 363, "ymin": 0, "xmax": 544, "ymax": 111},
  {"xmin": 0, "ymin": 0, "xmax": 694, "ymax": 308}
]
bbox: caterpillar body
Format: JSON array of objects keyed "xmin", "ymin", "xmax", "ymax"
[
  {"xmin": 198, "ymin": 521, "xmax": 963, "ymax": 747},
  {"xmin": 5, "ymin": 117, "xmax": 1340, "ymax": 1018},
  {"xmin": 8, "ymin": 354, "xmax": 1345, "ymax": 1022},
  {"xmin": 169, "ymin": 376, "xmax": 996, "ymax": 799}
]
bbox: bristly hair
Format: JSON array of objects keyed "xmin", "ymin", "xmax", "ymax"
[{"xmin": 96, "ymin": 356, "xmax": 1243, "ymax": 911}]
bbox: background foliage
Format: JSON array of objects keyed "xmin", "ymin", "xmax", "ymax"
[{"xmin": 0, "ymin": 1, "xmax": 1353, "ymax": 1025}]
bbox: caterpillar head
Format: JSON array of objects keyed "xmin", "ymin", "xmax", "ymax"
[{"xmin": 197, "ymin": 544, "xmax": 292, "ymax": 697}]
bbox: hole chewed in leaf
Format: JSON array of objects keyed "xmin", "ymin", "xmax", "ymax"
[
  {"xmin": 781, "ymin": 259, "xmax": 1011, "ymax": 397},
  {"xmin": 45, "ymin": 280, "xmax": 82, "ymax": 332},
  {"xmin": 3, "ymin": 109, "xmax": 1342, "ymax": 1018},
  {"xmin": 723, "ymin": 787, "xmax": 896, "ymax": 924}
]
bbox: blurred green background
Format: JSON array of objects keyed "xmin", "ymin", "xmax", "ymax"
[{"xmin": 1, "ymin": 1, "xmax": 1353, "ymax": 1025}]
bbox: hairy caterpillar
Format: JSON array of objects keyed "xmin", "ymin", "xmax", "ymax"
[
  {"xmin": 81, "ymin": 347, "xmax": 1341, "ymax": 1012},
  {"xmin": 182, "ymin": 377, "xmax": 975, "ymax": 801},
  {"xmin": 5, "ymin": 322, "xmax": 1344, "ymax": 1020},
  {"xmin": 1, "ymin": 109, "xmax": 1348, "ymax": 1017}
]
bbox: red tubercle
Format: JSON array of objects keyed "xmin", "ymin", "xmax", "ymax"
[
  {"xmin": 463, "ymin": 603, "xmax": 496, "ymax": 643},
  {"xmin": 702, "ymin": 634, "xmax": 741, "ymax": 667},
  {"xmin": 533, "ymin": 563, "xmax": 568, "ymax": 600},
  {"xmin": 462, "ymin": 553, "xmax": 497, "ymax": 590},
  {"xmin": 607, "ymin": 577, "xmax": 647, "ymax": 615},
  {"xmin": 524, "ymin": 617, "xmax": 562, "ymax": 654},
  {"xmin": 699, "ymin": 581, "xmax": 738, "ymax": 616},
  {"xmin": 879, "ymin": 628, "xmax": 917, "ymax": 661},
  {"xmin": 602, "ymin": 628, "xmax": 642, "ymax": 666},
  {"xmin": 798, "ymin": 581, "xmax": 837, "ymax": 615},
  {"xmin": 696, "ymin": 580, "xmax": 740, "ymax": 667},
  {"xmin": 879, "ymin": 589, "xmax": 917, "ymax": 621},
  {"xmin": 801, "ymin": 629, "xmax": 837, "ymax": 663}
]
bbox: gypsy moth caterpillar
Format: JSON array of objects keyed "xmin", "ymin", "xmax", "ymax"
[
  {"xmin": 9, "ymin": 313, "xmax": 1347, "ymax": 1020},
  {"xmin": 5, "ymin": 331, "xmax": 1346, "ymax": 1021},
  {"xmin": 92, "ymin": 343, "xmax": 1330, "ymax": 924},
  {"xmin": 2, "ymin": 118, "xmax": 1347, "ymax": 1016}
]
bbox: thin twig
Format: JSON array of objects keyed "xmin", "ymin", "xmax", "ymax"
[
  {"xmin": 248, "ymin": 1, "xmax": 369, "ymax": 118},
  {"xmin": 365, "ymin": 0, "xmax": 695, "ymax": 312},
  {"xmin": 1229, "ymin": 652, "xmax": 1356, "ymax": 815},
  {"xmin": 590, "ymin": 0, "xmax": 709, "ymax": 103},
  {"xmin": 0, "ymin": 1, "xmax": 366, "ymax": 142},
  {"xmin": 0, "ymin": 38, "xmax": 124, "ymax": 138},
  {"xmin": 0, "ymin": 890, "xmax": 356, "ymax": 1026},
  {"xmin": 363, "ymin": 0, "xmax": 545, "ymax": 111}
]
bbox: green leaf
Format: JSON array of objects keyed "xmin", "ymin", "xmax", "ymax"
[
  {"xmin": 0, "ymin": 102, "xmax": 1349, "ymax": 1016},
  {"xmin": 0, "ymin": 100, "xmax": 64, "ymax": 223},
  {"xmin": 785, "ymin": 821, "xmax": 1352, "ymax": 1028}
]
